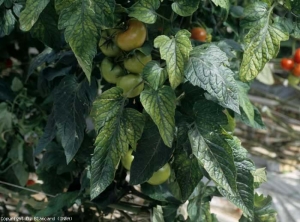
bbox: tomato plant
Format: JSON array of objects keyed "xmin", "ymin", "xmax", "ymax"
[
  {"xmin": 281, "ymin": 58, "xmax": 294, "ymax": 71},
  {"xmin": 294, "ymin": 48, "xmax": 300, "ymax": 63},
  {"xmin": 1, "ymin": 0, "xmax": 293, "ymax": 220},
  {"xmin": 292, "ymin": 64, "xmax": 300, "ymax": 77}
]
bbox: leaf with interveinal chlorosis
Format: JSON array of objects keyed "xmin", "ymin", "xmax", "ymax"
[
  {"xmin": 188, "ymin": 101, "xmax": 237, "ymax": 195},
  {"xmin": 187, "ymin": 182, "xmax": 219, "ymax": 222},
  {"xmin": 31, "ymin": 1, "xmax": 61, "ymax": 49},
  {"xmin": 19, "ymin": 0, "xmax": 50, "ymax": 31},
  {"xmin": 130, "ymin": 118, "xmax": 173, "ymax": 185},
  {"xmin": 211, "ymin": 0, "xmax": 229, "ymax": 11},
  {"xmin": 185, "ymin": 44, "xmax": 240, "ymax": 114},
  {"xmin": 239, "ymin": 194, "xmax": 277, "ymax": 222},
  {"xmin": 251, "ymin": 168, "xmax": 267, "ymax": 188},
  {"xmin": 218, "ymin": 136, "xmax": 255, "ymax": 220},
  {"xmin": 140, "ymin": 86, "xmax": 176, "ymax": 147},
  {"xmin": 56, "ymin": 0, "xmax": 115, "ymax": 82},
  {"xmin": 173, "ymin": 150, "xmax": 203, "ymax": 201},
  {"xmin": 53, "ymin": 75, "xmax": 97, "ymax": 164},
  {"xmin": 142, "ymin": 61, "xmax": 168, "ymax": 90},
  {"xmin": 91, "ymin": 87, "xmax": 145, "ymax": 199},
  {"xmin": 154, "ymin": 29, "xmax": 192, "ymax": 89},
  {"xmin": 240, "ymin": 2, "xmax": 269, "ymax": 29},
  {"xmin": 0, "ymin": 7, "xmax": 17, "ymax": 37},
  {"xmin": 171, "ymin": 0, "xmax": 200, "ymax": 17},
  {"xmin": 128, "ymin": 0, "xmax": 160, "ymax": 24},
  {"xmin": 239, "ymin": 3, "xmax": 289, "ymax": 82}
]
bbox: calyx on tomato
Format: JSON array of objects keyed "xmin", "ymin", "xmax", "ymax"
[
  {"xmin": 147, "ymin": 163, "xmax": 171, "ymax": 185},
  {"xmin": 124, "ymin": 52, "xmax": 152, "ymax": 74},
  {"xmin": 116, "ymin": 74, "xmax": 144, "ymax": 98},
  {"xmin": 100, "ymin": 57, "xmax": 125, "ymax": 84},
  {"xmin": 116, "ymin": 19, "xmax": 147, "ymax": 51},
  {"xmin": 99, "ymin": 29, "xmax": 122, "ymax": 57}
]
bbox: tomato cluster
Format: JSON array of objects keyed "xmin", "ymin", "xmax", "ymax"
[
  {"xmin": 281, "ymin": 49, "xmax": 300, "ymax": 85},
  {"xmin": 98, "ymin": 19, "xmax": 151, "ymax": 98},
  {"xmin": 121, "ymin": 149, "xmax": 171, "ymax": 185}
]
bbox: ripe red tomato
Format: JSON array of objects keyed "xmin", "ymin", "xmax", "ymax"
[
  {"xmin": 26, "ymin": 179, "xmax": 36, "ymax": 186},
  {"xmin": 292, "ymin": 64, "xmax": 300, "ymax": 77},
  {"xmin": 293, "ymin": 48, "xmax": 300, "ymax": 63},
  {"xmin": 281, "ymin": 58, "xmax": 294, "ymax": 71},
  {"xmin": 191, "ymin": 27, "xmax": 207, "ymax": 42},
  {"xmin": 116, "ymin": 19, "xmax": 147, "ymax": 51}
]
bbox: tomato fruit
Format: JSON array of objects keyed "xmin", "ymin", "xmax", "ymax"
[
  {"xmin": 288, "ymin": 73, "xmax": 300, "ymax": 86},
  {"xmin": 293, "ymin": 48, "xmax": 300, "ymax": 63},
  {"xmin": 147, "ymin": 163, "xmax": 171, "ymax": 185},
  {"xmin": 116, "ymin": 74, "xmax": 144, "ymax": 98},
  {"xmin": 121, "ymin": 149, "xmax": 134, "ymax": 170},
  {"xmin": 100, "ymin": 57, "xmax": 125, "ymax": 84},
  {"xmin": 5, "ymin": 58, "xmax": 13, "ymax": 68},
  {"xmin": 99, "ymin": 29, "xmax": 122, "ymax": 57},
  {"xmin": 191, "ymin": 27, "xmax": 207, "ymax": 42},
  {"xmin": 124, "ymin": 52, "xmax": 152, "ymax": 74},
  {"xmin": 116, "ymin": 19, "xmax": 147, "ymax": 51},
  {"xmin": 280, "ymin": 58, "xmax": 294, "ymax": 71},
  {"xmin": 26, "ymin": 179, "xmax": 36, "ymax": 186},
  {"xmin": 292, "ymin": 64, "xmax": 300, "ymax": 77}
]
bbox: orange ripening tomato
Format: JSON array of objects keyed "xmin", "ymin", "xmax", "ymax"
[
  {"xmin": 280, "ymin": 58, "xmax": 294, "ymax": 71},
  {"xmin": 293, "ymin": 48, "xmax": 300, "ymax": 64},
  {"xmin": 116, "ymin": 19, "xmax": 147, "ymax": 51},
  {"xmin": 292, "ymin": 64, "xmax": 300, "ymax": 77},
  {"xmin": 191, "ymin": 27, "xmax": 207, "ymax": 42}
]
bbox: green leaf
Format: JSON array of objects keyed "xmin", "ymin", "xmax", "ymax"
[
  {"xmin": 240, "ymin": 194, "xmax": 277, "ymax": 222},
  {"xmin": 0, "ymin": 7, "xmax": 16, "ymax": 37},
  {"xmin": 54, "ymin": 75, "xmax": 96, "ymax": 163},
  {"xmin": 35, "ymin": 191, "xmax": 79, "ymax": 216},
  {"xmin": 185, "ymin": 44, "xmax": 240, "ymax": 114},
  {"xmin": 240, "ymin": 2, "xmax": 268, "ymax": 29},
  {"xmin": 218, "ymin": 137, "xmax": 255, "ymax": 219},
  {"xmin": 173, "ymin": 151, "xmax": 203, "ymax": 201},
  {"xmin": 91, "ymin": 87, "xmax": 144, "ymax": 199},
  {"xmin": 239, "ymin": 3, "xmax": 289, "ymax": 82},
  {"xmin": 154, "ymin": 30, "xmax": 192, "ymax": 89},
  {"xmin": 11, "ymin": 77, "xmax": 23, "ymax": 92},
  {"xmin": 291, "ymin": 0, "xmax": 300, "ymax": 16},
  {"xmin": 0, "ymin": 80, "xmax": 15, "ymax": 102},
  {"xmin": 140, "ymin": 86, "xmax": 176, "ymax": 147},
  {"xmin": 31, "ymin": 1, "xmax": 61, "ymax": 49},
  {"xmin": 129, "ymin": 118, "xmax": 173, "ymax": 185},
  {"xmin": 0, "ymin": 102, "xmax": 14, "ymax": 133},
  {"xmin": 211, "ymin": 0, "xmax": 229, "ymax": 11},
  {"xmin": 188, "ymin": 101, "xmax": 237, "ymax": 195},
  {"xmin": 256, "ymin": 63, "xmax": 274, "ymax": 85},
  {"xmin": 56, "ymin": 0, "xmax": 115, "ymax": 81},
  {"xmin": 251, "ymin": 168, "xmax": 267, "ymax": 188},
  {"xmin": 153, "ymin": 206, "xmax": 165, "ymax": 222},
  {"xmin": 141, "ymin": 183, "xmax": 178, "ymax": 202},
  {"xmin": 128, "ymin": 0, "xmax": 160, "ymax": 24},
  {"xmin": 142, "ymin": 61, "xmax": 168, "ymax": 90},
  {"xmin": 163, "ymin": 204, "xmax": 179, "ymax": 222},
  {"xmin": 171, "ymin": 0, "xmax": 200, "ymax": 17},
  {"xmin": 12, "ymin": 162, "xmax": 29, "ymax": 186},
  {"xmin": 19, "ymin": 0, "xmax": 50, "ymax": 31}
]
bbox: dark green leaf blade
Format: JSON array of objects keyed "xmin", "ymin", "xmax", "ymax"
[
  {"xmin": 130, "ymin": 118, "xmax": 173, "ymax": 185},
  {"xmin": 142, "ymin": 61, "xmax": 168, "ymax": 90},
  {"xmin": 140, "ymin": 86, "xmax": 176, "ymax": 147},
  {"xmin": 171, "ymin": 0, "xmax": 200, "ymax": 17},
  {"xmin": 0, "ymin": 8, "xmax": 16, "ymax": 37}
]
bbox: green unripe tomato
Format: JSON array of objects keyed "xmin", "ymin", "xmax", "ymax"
[
  {"xmin": 116, "ymin": 74, "xmax": 144, "ymax": 98},
  {"xmin": 288, "ymin": 73, "xmax": 300, "ymax": 86},
  {"xmin": 124, "ymin": 52, "xmax": 152, "ymax": 74},
  {"xmin": 99, "ymin": 29, "xmax": 122, "ymax": 57},
  {"xmin": 121, "ymin": 149, "xmax": 134, "ymax": 170},
  {"xmin": 147, "ymin": 163, "xmax": 171, "ymax": 185},
  {"xmin": 100, "ymin": 57, "xmax": 125, "ymax": 84}
]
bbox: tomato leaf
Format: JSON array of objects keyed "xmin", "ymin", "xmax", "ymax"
[
  {"xmin": 239, "ymin": 194, "xmax": 277, "ymax": 222},
  {"xmin": 35, "ymin": 191, "xmax": 79, "ymax": 217},
  {"xmin": 54, "ymin": 75, "xmax": 96, "ymax": 163},
  {"xmin": 154, "ymin": 30, "xmax": 192, "ymax": 89},
  {"xmin": 252, "ymin": 168, "xmax": 267, "ymax": 188},
  {"xmin": 0, "ymin": 103, "xmax": 14, "ymax": 133},
  {"xmin": 128, "ymin": 0, "xmax": 160, "ymax": 24},
  {"xmin": 218, "ymin": 137, "xmax": 255, "ymax": 219},
  {"xmin": 173, "ymin": 151, "xmax": 203, "ymax": 202},
  {"xmin": 56, "ymin": 0, "xmax": 115, "ymax": 82},
  {"xmin": 185, "ymin": 44, "xmax": 240, "ymax": 114},
  {"xmin": 130, "ymin": 118, "xmax": 173, "ymax": 185},
  {"xmin": 19, "ymin": 0, "xmax": 50, "ymax": 31},
  {"xmin": 140, "ymin": 86, "xmax": 176, "ymax": 147},
  {"xmin": 91, "ymin": 87, "xmax": 144, "ymax": 199},
  {"xmin": 12, "ymin": 163, "xmax": 29, "ymax": 186},
  {"xmin": 239, "ymin": 2, "xmax": 289, "ymax": 82},
  {"xmin": 152, "ymin": 206, "xmax": 165, "ymax": 222},
  {"xmin": 31, "ymin": 1, "xmax": 61, "ymax": 49},
  {"xmin": 142, "ymin": 61, "xmax": 168, "ymax": 90},
  {"xmin": 171, "ymin": 0, "xmax": 200, "ymax": 17},
  {"xmin": 211, "ymin": 0, "xmax": 229, "ymax": 11},
  {"xmin": 0, "ymin": 7, "xmax": 17, "ymax": 37},
  {"xmin": 188, "ymin": 101, "xmax": 237, "ymax": 195}
]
